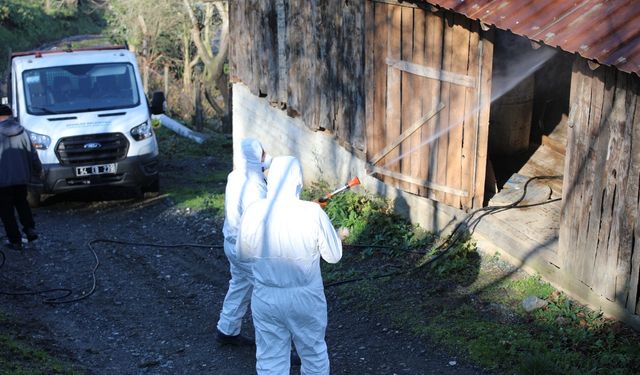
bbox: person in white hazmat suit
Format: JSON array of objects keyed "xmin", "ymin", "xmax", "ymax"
[
  {"xmin": 237, "ymin": 156, "xmax": 343, "ymax": 374},
  {"xmin": 216, "ymin": 138, "xmax": 270, "ymax": 346}
]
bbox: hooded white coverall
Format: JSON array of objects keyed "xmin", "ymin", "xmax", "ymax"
[
  {"xmin": 217, "ymin": 138, "xmax": 267, "ymax": 336},
  {"xmin": 237, "ymin": 156, "xmax": 342, "ymax": 375}
]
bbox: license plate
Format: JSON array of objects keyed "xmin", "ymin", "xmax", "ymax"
[{"xmin": 75, "ymin": 163, "xmax": 117, "ymax": 176}]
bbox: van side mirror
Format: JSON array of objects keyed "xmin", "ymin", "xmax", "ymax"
[{"xmin": 150, "ymin": 91, "xmax": 165, "ymax": 115}]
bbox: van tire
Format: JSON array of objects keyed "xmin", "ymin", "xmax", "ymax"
[
  {"xmin": 27, "ymin": 189, "xmax": 42, "ymax": 208},
  {"xmin": 142, "ymin": 178, "xmax": 160, "ymax": 198}
]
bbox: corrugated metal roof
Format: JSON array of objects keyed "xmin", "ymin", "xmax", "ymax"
[{"xmin": 425, "ymin": 0, "xmax": 640, "ymax": 76}]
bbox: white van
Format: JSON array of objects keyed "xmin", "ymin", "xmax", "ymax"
[{"xmin": 5, "ymin": 46, "xmax": 164, "ymax": 205}]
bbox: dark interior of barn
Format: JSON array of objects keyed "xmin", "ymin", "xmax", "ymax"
[
  {"xmin": 485, "ymin": 30, "xmax": 574, "ymax": 204},
  {"xmin": 482, "ymin": 30, "xmax": 574, "ymax": 256}
]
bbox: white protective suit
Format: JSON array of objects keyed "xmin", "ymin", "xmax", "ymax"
[
  {"xmin": 237, "ymin": 156, "xmax": 342, "ymax": 375},
  {"xmin": 216, "ymin": 139, "xmax": 267, "ymax": 336}
]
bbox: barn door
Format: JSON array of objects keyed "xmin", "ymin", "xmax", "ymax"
[{"xmin": 365, "ymin": 1, "xmax": 493, "ymax": 210}]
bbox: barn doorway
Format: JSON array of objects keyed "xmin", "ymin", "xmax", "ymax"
[
  {"xmin": 483, "ymin": 29, "xmax": 574, "ymax": 257},
  {"xmin": 485, "ymin": 30, "xmax": 574, "ymax": 202}
]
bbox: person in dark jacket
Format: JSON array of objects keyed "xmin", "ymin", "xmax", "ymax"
[{"xmin": 0, "ymin": 104, "xmax": 42, "ymax": 250}]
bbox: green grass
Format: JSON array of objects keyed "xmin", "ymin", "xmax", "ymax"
[
  {"xmin": 0, "ymin": 0, "xmax": 105, "ymax": 72},
  {"xmin": 155, "ymin": 126, "xmax": 231, "ymax": 219},
  {"xmin": 155, "ymin": 126, "xmax": 232, "ymax": 159},
  {"xmin": 0, "ymin": 323, "xmax": 83, "ymax": 375},
  {"xmin": 171, "ymin": 187, "xmax": 225, "ymax": 216},
  {"xmin": 314, "ymin": 188, "xmax": 640, "ymax": 374}
]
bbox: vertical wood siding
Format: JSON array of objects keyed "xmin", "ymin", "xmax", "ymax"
[
  {"xmin": 229, "ymin": 0, "xmax": 365, "ymax": 151},
  {"xmin": 560, "ymin": 59, "xmax": 640, "ymax": 313},
  {"xmin": 366, "ymin": 2, "xmax": 493, "ymax": 210}
]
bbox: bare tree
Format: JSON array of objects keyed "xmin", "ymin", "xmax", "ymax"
[{"xmin": 182, "ymin": 0, "xmax": 229, "ymax": 130}]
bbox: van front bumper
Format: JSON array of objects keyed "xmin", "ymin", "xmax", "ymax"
[{"xmin": 40, "ymin": 154, "xmax": 159, "ymax": 194}]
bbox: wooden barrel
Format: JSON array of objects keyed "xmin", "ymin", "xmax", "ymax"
[{"xmin": 489, "ymin": 75, "xmax": 534, "ymax": 155}]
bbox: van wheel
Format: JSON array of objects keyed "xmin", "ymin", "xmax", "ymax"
[
  {"xmin": 27, "ymin": 189, "xmax": 41, "ymax": 208},
  {"xmin": 142, "ymin": 178, "xmax": 160, "ymax": 198}
]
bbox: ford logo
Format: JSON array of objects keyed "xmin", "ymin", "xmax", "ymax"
[{"xmin": 84, "ymin": 142, "xmax": 102, "ymax": 149}]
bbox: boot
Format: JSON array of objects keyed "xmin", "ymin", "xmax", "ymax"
[
  {"xmin": 215, "ymin": 329, "xmax": 255, "ymax": 347},
  {"xmin": 24, "ymin": 228, "xmax": 38, "ymax": 242}
]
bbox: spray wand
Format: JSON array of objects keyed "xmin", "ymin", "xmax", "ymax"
[{"xmin": 317, "ymin": 177, "xmax": 361, "ymax": 204}]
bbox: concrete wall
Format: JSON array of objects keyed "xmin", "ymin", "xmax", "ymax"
[{"xmin": 233, "ymin": 83, "xmax": 460, "ymax": 233}]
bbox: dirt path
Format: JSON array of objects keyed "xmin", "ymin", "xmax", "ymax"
[{"xmin": 1, "ymin": 189, "xmax": 489, "ymax": 374}]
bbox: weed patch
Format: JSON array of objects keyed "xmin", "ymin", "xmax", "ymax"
[
  {"xmin": 156, "ymin": 127, "xmax": 231, "ymax": 219},
  {"xmin": 0, "ymin": 326, "xmax": 83, "ymax": 374},
  {"xmin": 156, "ymin": 127, "xmax": 232, "ymax": 159},
  {"xmin": 316, "ymin": 187, "xmax": 640, "ymax": 374}
]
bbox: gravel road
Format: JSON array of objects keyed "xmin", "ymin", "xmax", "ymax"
[{"xmin": 1, "ymin": 186, "xmax": 489, "ymax": 374}]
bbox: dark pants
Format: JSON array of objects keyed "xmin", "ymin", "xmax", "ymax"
[{"xmin": 0, "ymin": 185, "xmax": 35, "ymax": 244}]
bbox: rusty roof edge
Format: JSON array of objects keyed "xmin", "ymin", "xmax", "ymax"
[{"xmin": 424, "ymin": 0, "xmax": 640, "ymax": 77}]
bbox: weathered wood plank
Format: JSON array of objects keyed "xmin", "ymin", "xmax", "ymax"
[
  {"xmin": 616, "ymin": 73, "xmax": 638, "ymax": 309},
  {"xmin": 370, "ymin": 2, "xmax": 389, "ymax": 173},
  {"xmin": 276, "ymin": 0, "xmax": 288, "ymax": 104},
  {"xmin": 472, "ymin": 28, "xmax": 493, "ymax": 209},
  {"xmin": 370, "ymin": 166, "xmax": 469, "ymax": 196},
  {"xmin": 628, "ymin": 78, "xmax": 640, "ymax": 314},
  {"xmin": 261, "ymin": 0, "xmax": 278, "ymax": 101},
  {"xmin": 384, "ymin": 5, "xmax": 402, "ymax": 175},
  {"xmin": 410, "ymin": 7, "xmax": 426, "ymax": 196},
  {"xmin": 461, "ymin": 21, "xmax": 480, "ymax": 209},
  {"xmin": 435, "ymin": 12, "xmax": 454, "ymax": 204},
  {"xmin": 560, "ymin": 59, "xmax": 590, "ymax": 272},
  {"xmin": 399, "ymin": 6, "xmax": 415, "ymax": 193},
  {"xmin": 572, "ymin": 62, "xmax": 603, "ymax": 285},
  {"xmin": 444, "ymin": 14, "xmax": 468, "ymax": 209},
  {"xmin": 373, "ymin": 0, "xmax": 419, "ymax": 8},
  {"xmin": 597, "ymin": 71, "xmax": 629, "ymax": 300},
  {"xmin": 344, "ymin": 1, "xmax": 365, "ymax": 150},
  {"xmin": 314, "ymin": 3, "xmax": 332, "ymax": 132},
  {"xmin": 422, "ymin": 10, "xmax": 444, "ymax": 200},
  {"xmin": 385, "ymin": 57, "xmax": 477, "ymax": 88},
  {"xmin": 561, "ymin": 59, "xmax": 595, "ymax": 282},
  {"xmin": 365, "ymin": 0, "xmax": 375, "ymax": 158},
  {"xmin": 586, "ymin": 66, "xmax": 616, "ymax": 295},
  {"xmin": 370, "ymin": 102, "xmax": 445, "ymax": 166},
  {"xmin": 286, "ymin": 0, "xmax": 310, "ymax": 119}
]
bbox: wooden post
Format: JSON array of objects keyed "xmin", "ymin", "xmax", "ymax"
[
  {"xmin": 193, "ymin": 80, "xmax": 203, "ymax": 131},
  {"xmin": 164, "ymin": 65, "xmax": 169, "ymax": 99},
  {"xmin": 142, "ymin": 40, "xmax": 149, "ymax": 95}
]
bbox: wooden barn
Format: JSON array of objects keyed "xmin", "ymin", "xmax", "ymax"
[{"xmin": 229, "ymin": 0, "xmax": 640, "ymax": 329}]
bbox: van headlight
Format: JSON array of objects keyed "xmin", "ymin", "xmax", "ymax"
[
  {"xmin": 29, "ymin": 131, "xmax": 51, "ymax": 150},
  {"xmin": 131, "ymin": 121, "xmax": 153, "ymax": 141}
]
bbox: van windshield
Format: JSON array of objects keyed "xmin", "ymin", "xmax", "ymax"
[{"xmin": 22, "ymin": 63, "xmax": 141, "ymax": 115}]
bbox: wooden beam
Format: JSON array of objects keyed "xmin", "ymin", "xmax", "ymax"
[
  {"xmin": 370, "ymin": 102, "xmax": 445, "ymax": 166},
  {"xmin": 372, "ymin": 0, "xmax": 418, "ymax": 8},
  {"xmin": 386, "ymin": 57, "xmax": 476, "ymax": 88},
  {"xmin": 371, "ymin": 165, "xmax": 469, "ymax": 196}
]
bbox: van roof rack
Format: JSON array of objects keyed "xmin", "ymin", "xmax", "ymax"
[{"xmin": 11, "ymin": 45, "xmax": 128, "ymax": 59}]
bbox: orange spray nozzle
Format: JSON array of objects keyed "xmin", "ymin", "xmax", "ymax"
[
  {"xmin": 318, "ymin": 176, "xmax": 361, "ymax": 203},
  {"xmin": 347, "ymin": 176, "xmax": 361, "ymax": 188}
]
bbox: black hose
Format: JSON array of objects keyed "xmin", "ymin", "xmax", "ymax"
[
  {"xmin": 1, "ymin": 176, "xmax": 562, "ymax": 301},
  {"xmin": 49, "ymin": 239, "xmax": 223, "ymax": 304},
  {"xmin": 324, "ymin": 175, "xmax": 562, "ymax": 288},
  {"xmin": 0, "ymin": 239, "xmax": 221, "ymax": 305},
  {"xmin": 0, "ymin": 246, "xmax": 74, "ymax": 302}
]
